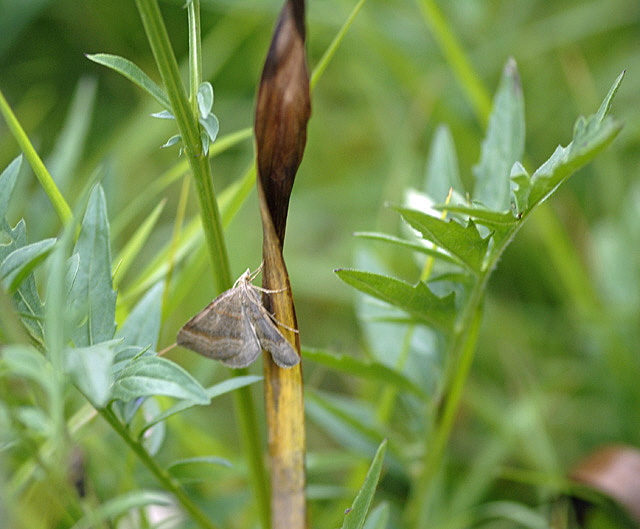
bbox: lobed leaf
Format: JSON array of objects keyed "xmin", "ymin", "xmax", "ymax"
[
  {"xmin": 354, "ymin": 231, "xmax": 459, "ymax": 265},
  {"xmin": 340, "ymin": 439, "xmax": 388, "ymax": 529},
  {"xmin": 0, "ymin": 220, "xmax": 45, "ymax": 342},
  {"xmin": 86, "ymin": 53, "xmax": 171, "ymax": 111},
  {"xmin": 395, "ymin": 207, "xmax": 491, "ymax": 273},
  {"xmin": 68, "ymin": 185, "xmax": 117, "ymax": 347},
  {"xmin": 111, "ymin": 355, "xmax": 209, "ymax": 405},
  {"xmin": 0, "ymin": 238, "xmax": 56, "ymax": 293},
  {"xmin": 434, "ymin": 204, "xmax": 517, "ymax": 228},
  {"xmin": 335, "ymin": 269, "xmax": 456, "ymax": 331},
  {"xmin": 524, "ymin": 72, "xmax": 624, "ymax": 212}
]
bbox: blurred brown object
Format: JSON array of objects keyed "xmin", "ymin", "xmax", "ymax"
[{"xmin": 571, "ymin": 444, "xmax": 640, "ymax": 526}]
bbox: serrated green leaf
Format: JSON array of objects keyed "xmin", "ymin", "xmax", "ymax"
[
  {"xmin": 473, "ymin": 58, "xmax": 525, "ymax": 211},
  {"xmin": 395, "ymin": 207, "xmax": 490, "ymax": 272},
  {"xmin": 335, "ymin": 269, "xmax": 456, "ymax": 331},
  {"xmin": 303, "ymin": 348, "xmax": 427, "ymax": 398},
  {"xmin": 341, "ymin": 439, "xmax": 387, "ymax": 529},
  {"xmin": 199, "ymin": 113, "xmax": 219, "ymax": 143},
  {"xmin": 111, "ymin": 355, "xmax": 209, "ymax": 405},
  {"xmin": 64, "ymin": 341, "xmax": 119, "ymax": 408},
  {"xmin": 68, "ymin": 185, "xmax": 117, "ymax": 347},
  {"xmin": 433, "ymin": 204, "xmax": 517, "ymax": 227},
  {"xmin": 354, "ymin": 232, "xmax": 459, "ymax": 265},
  {"xmin": 139, "ymin": 375, "xmax": 262, "ymax": 436},
  {"xmin": 424, "ymin": 124, "xmax": 463, "ymax": 201},
  {"xmin": 86, "ymin": 53, "xmax": 171, "ymax": 111},
  {"xmin": 197, "ymin": 82, "xmax": 214, "ymax": 118},
  {"xmin": 116, "ymin": 282, "xmax": 163, "ymax": 350},
  {"xmin": 0, "ymin": 220, "xmax": 45, "ymax": 342},
  {"xmin": 1, "ymin": 238, "xmax": 56, "ymax": 292},
  {"xmin": 528, "ymin": 117, "xmax": 622, "ymax": 209},
  {"xmin": 0, "ymin": 155, "xmax": 22, "ymax": 232},
  {"xmin": 69, "ymin": 490, "xmax": 172, "ymax": 529}
]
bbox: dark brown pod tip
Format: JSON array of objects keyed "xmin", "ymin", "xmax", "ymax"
[{"xmin": 570, "ymin": 444, "xmax": 640, "ymax": 526}]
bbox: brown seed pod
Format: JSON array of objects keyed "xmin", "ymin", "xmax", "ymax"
[{"xmin": 570, "ymin": 444, "xmax": 640, "ymax": 526}]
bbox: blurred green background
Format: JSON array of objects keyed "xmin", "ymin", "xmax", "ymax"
[{"xmin": 1, "ymin": 0, "xmax": 640, "ymax": 526}]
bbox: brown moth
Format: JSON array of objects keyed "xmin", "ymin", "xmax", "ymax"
[{"xmin": 177, "ymin": 268, "xmax": 300, "ymax": 368}]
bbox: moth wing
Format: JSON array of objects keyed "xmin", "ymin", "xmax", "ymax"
[
  {"xmin": 244, "ymin": 295, "xmax": 300, "ymax": 368},
  {"xmin": 177, "ymin": 289, "xmax": 252, "ymax": 362},
  {"xmin": 217, "ymin": 309, "xmax": 262, "ymax": 368}
]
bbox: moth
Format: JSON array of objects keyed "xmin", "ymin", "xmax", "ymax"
[{"xmin": 177, "ymin": 268, "xmax": 300, "ymax": 368}]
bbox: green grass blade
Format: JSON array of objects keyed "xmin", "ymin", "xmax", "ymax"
[
  {"xmin": 340, "ymin": 439, "xmax": 387, "ymax": 529},
  {"xmin": 112, "ymin": 199, "xmax": 166, "ymax": 288}
]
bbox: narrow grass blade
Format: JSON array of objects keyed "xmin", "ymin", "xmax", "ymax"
[{"xmin": 340, "ymin": 439, "xmax": 388, "ymax": 529}]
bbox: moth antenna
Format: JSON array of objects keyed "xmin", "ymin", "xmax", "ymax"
[{"xmin": 265, "ymin": 311, "xmax": 299, "ymax": 334}]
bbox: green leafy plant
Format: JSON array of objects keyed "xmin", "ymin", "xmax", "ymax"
[{"xmin": 334, "ymin": 61, "xmax": 624, "ymax": 527}]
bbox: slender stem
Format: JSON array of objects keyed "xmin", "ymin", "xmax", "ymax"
[
  {"xmin": 135, "ymin": 0, "xmax": 231, "ymax": 292},
  {"xmin": 187, "ymin": 0, "xmax": 202, "ymax": 112},
  {"xmin": 134, "ymin": 4, "xmax": 270, "ymax": 528},
  {"xmin": 0, "ymin": 88, "xmax": 73, "ymax": 225},
  {"xmin": 98, "ymin": 407, "xmax": 219, "ymax": 529},
  {"xmin": 408, "ymin": 278, "xmax": 485, "ymax": 527}
]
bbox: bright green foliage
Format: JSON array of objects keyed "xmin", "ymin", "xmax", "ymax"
[
  {"xmin": 111, "ymin": 355, "xmax": 209, "ymax": 404},
  {"xmin": 338, "ymin": 63, "xmax": 623, "ymax": 339},
  {"xmin": 335, "ymin": 268, "xmax": 456, "ymax": 331},
  {"xmin": 336, "ymin": 62, "xmax": 624, "ymax": 527},
  {"xmin": 395, "ymin": 207, "xmax": 490, "ymax": 273},
  {"xmin": 340, "ymin": 439, "xmax": 388, "ymax": 529},
  {"xmin": 68, "ymin": 185, "xmax": 117, "ymax": 347},
  {"xmin": 86, "ymin": 53, "xmax": 171, "ymax": 110}
]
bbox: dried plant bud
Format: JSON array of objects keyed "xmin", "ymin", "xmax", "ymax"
[{"xmin": 255, "ymin": 0, "xmax": 311, "ymax": 243}]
